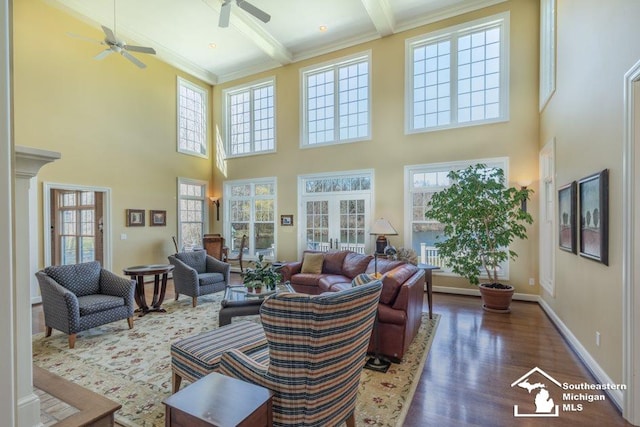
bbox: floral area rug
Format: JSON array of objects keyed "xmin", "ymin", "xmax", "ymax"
[{"xmin": 32, "ymin": 293, "xmax": 440, "ymax": 427}]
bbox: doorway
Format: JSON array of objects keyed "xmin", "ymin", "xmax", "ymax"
[
  {"xmin": 298, "ymin": 170, "xmax": 373, "ymax": 255},
  {"xmin": 43, "ymin": 183, "xmax": 112, "ymax": 269}
]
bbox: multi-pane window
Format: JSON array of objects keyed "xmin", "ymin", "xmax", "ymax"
[
  {"xmin": 178, "ymin": 178, "xmax": 208, "ymax": 250},
  {"xmin": 225, "ymin": 78, "xmax": 275, "ymax": 157},
  {"xmin": 177, "ymin": 77, "xmax": 208, "ymax": 158},
  {"xmin": 405, "ymin": 158, "xmax": 509, "ymax": 278},
  {"xmin": 302, "ymin": 52, "xmax": 371, "ymax": 146},
  {"xmin": 406, "ymin": 13, "xmax": 509, "ymax": 133},
  {"xmin": 56, "ymin": 190, "xmax": 97, "ymax": 265},
  {"xmin": 225, "ymin": 179, "xmax": 277, "ymax": 260}
]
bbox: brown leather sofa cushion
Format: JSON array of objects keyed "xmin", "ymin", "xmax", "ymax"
[
  {"xmin": 301, "ymin": 253, "xmax": 324, "ymax": 274},
  {"xmin": 365, "ymin": 258, "xmax": 404, "ymax": 275},
  {"xmin": 380, "ymin": 264, "xmax": 419, "ymax": 305},
  {"xmin": 323, "ymin": 251, "xmax": 347, "ymax": 275},
  {"xmin": 342, "ymin": 252, "xmax": 373, "ymax": 279},
  {"xmin": 318, "ymin": 275, "xmax": 350, "ymax": 292}
]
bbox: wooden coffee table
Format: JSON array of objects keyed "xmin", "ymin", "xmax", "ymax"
[
  {"xmin": 163, "ymin": 372, "xmax": 273, "ymax": 427},
  {"xmin": 219, "ymin": 282, "xmax": 294, "ymax": 326}
]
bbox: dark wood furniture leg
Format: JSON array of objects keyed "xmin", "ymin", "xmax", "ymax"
[
  {"xmin": 424, "ymin": 269, "xmax": 433, "ymax": 320},
  {"xmin": 134, "ymin": 274, "xmax": 149, "ymax": 315},
  {"xmin": 150, "ymin": 272, "xmax": 169, "ymax": 311}
]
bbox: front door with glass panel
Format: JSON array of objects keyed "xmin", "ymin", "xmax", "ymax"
[{"xmin": 300, "ymin": 172, "xmax": 372, "ymax": 255}]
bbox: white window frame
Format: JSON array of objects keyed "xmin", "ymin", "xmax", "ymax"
[
  {"xmin": 223, "ymin": 77, "xmax": 276, "ymax": 158},
  {"xmin": 177, "ymin": 177, "xmax": 208, "ymax": 250},
  {"xmin": 223, "ymin": 177, "xmax": 278, "ymax": 261},
  {"xmin": 300, "ymin": 51, "xmax": 372, "ymax": 148},
  {"xmin": 177, "ymin": 77, "xmax": 209, "ymax": 159},
  {"xmin": 539, "ymin": 0, "xmax": 556, "ymax": 111},
  {"xmin": 404, "ymin": 157, "xmax": 510, "ymax": 280},
  {"xmin": 405, "ymin": 12, "xmax": 510, "ymax": 134},
  {"xmin": 539, "ymin": 139, "xmax": 555, "ymax": 295}
]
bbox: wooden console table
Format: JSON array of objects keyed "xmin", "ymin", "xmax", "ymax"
[
  {"xmin": 123, "ymin": 264, "xmax": 174, "ymax": 316},
  {"xmin": 163, "ymin": 372, "xmax": 273, "ymax": 427},
  {"xmin": 417, "ymin": 263, "xmax": 439, "ymax": 320}
]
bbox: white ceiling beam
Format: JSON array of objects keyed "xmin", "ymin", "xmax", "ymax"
[
  {"xmin": 203, "ymin": 0, "xmax": 292, "ymax": 66},
  {"xmin": 360, "ymin": 0, "xmax": 395, "ymax": 37}
]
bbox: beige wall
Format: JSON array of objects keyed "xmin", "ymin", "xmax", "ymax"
[
  {"xmin": 12, "ymin": 0, "xmax": 214, "ymax": 274},
  {"xmin": 213, "ymin": 0, "xmax": 541, "ymax": 294},
  {"xmin": 540, "ymin": 0, "xmax": 640, "ymax": 384}
]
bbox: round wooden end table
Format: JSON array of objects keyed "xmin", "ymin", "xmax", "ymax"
[{"xmin": 123, "ymin": 264, "xmax": 175, "ymax": 316}]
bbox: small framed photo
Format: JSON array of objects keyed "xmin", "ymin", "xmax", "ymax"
[
  {"xmin": 150, "ymin": 210, "xmax": 167, "ymax": 226},
  {"xmin": 280, "ymin": 214, "xmax": 293, "ymax": 226},
  {"xmin": 558, "ymin": 181, "xmax": 577, "ymax": 253},
  {"xmin": 126, "ymin": 209, "xmax": 145, "ymax": 227},
  {"xmin": 578, "ymin": 169, "xmax": 609, "ymax": 265}
]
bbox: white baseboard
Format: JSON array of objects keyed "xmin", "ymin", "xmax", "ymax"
[
  {"xmin": 30, "ymin": 296, "xmax": 41, "ymax": 305},
  {"xmin": 17, "ymin": 391, "xmax": 41, "ymax": 427},
  {"xmin": 537, "ymin": 298, "xmax": 624, "ymax": 411},
  {"xmin": 433, "ymin": 286, "xmax": 624, "ymax": 411}
]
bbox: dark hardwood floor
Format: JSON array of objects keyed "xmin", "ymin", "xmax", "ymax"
[{"xmin": 32, "ymin": 274, "xmax": 631, "ymax": 427}]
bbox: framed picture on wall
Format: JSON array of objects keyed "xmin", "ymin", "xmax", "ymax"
[
  {"xmin": 126, "ymin": 209, "xmax": 145, "ymax": 227},
  {"xmin": 558, "ymin": 181, "xmax": 577, "ymax": 253},
  {"xmin": 578, "ymin": 169, "xmax": 609, "ymax": 265},
  {"xmin": 150, "ymin": 210, "xmax": 167, "ymax": 226},
  {"xmin": 280, "ymin": 214, "xmax": 293, "ymax": 226}
]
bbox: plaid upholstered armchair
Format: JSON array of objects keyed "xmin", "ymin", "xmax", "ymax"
[
  {"xmin": 219, "ymin": 280, "xmax": 382, "ymax": 427},
  {"xmin": 36, "ymin": 261, "xmax": 136, "ymax": 349},
  {"xmin": 168, "ymin": 250, "xmax": 230, "ymax": 307}
]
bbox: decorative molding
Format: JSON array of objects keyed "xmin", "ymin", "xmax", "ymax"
[
  {"xmin": 432, "ymin": 286, "xmax": 539, "ymax": 302},
  {"xmin": 14, "ymin": 146, "xmax": 61, "ymax": 179},
  {"xmin": 360, "ymin": 0, "xmax": 395, "ymax": 37}
]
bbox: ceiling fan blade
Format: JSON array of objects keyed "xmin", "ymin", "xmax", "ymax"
[
  {"xmin": 101, "ymin": 25, "xmax": 117, "ymax": 44},
  {"xmin": 236, "ymin": 0, "xmax": 271, "ymax": 23},
  {"xmin": 125, "ymin": 45, "xmax": 156, "ymax": 55},
  {"xmin": 219, "ymin": 1, "xmax": 231, "ymax": 27},
  {"xmin": 67, "ymin": 32, "xmax": 101, "ymax": 44},
  {"xmin": 94, "ymin": 49, "xmax": 114, "ymax": 60},
  {"xmin": 121, "ymin": 50, "xmax": 147, "ymax": 69}
]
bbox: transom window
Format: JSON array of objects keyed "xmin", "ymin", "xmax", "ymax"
[
  {"xmin": 177, "ymin": 178, "xmax": 208, "ymax": 250},
  {"xmin": 177, "ymin": 77, "xmax": 208, "ymax": 158},
  {"xmin": 224, "ymin": 178, "xmax": 277, "ymax": 260},
  {"xmin": 405, "ymin": 157, "xmax": 509, "ymax": 279},
  {"xmin": 224, "ymin": 78, "xmax": 275, "ymax": 157},
  {"xmin": 406, "ymin": 12, "xmax": 509, "ymax": 133},
  {"xmin": 301, "ymin": 51, "xmax": 371, "ymax": 147}
]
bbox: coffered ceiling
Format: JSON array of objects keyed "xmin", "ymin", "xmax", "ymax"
[{"xmin": 46, "ymin": 0, "xmax": 506, "ymax": 84}]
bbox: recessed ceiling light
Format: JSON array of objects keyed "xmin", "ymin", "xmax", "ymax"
[
  {"xmin": 208, "ymin": 43, "xmax": 217, "ymax": 49},
  {"xmin": 319, "ymin": 25, "xmax": 328, "ymax": 32}
]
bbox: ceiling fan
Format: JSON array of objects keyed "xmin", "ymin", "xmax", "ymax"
[
  {"xmin": 68, "ymin": 1, "xmax": 156, "ymax": 69},
  {"xmin": 219, "ymin": 0, "xmax": 271, "ymax": 28}
]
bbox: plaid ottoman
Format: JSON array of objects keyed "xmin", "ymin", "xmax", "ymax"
[{"xmin": 170, "ymin": 320, "xmax": 268, "ymax": 393}]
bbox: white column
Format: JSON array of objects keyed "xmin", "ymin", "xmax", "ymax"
[
  {"xmin": 14, "ymin": 146, "xmax": 60, "ymax": 427},
  {"xmin": 0, "ymin": 0, "xmax": 15, "ymax": 425}
]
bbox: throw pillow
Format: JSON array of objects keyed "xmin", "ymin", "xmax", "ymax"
[
  {"xmin": 351, "ymin": 273, "xmax": 378, "ymax": 287},
  {"xmin": 301, "ymin": 253, "xmax": 324, "ymax": 274}
]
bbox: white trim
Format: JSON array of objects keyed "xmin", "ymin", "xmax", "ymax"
[
  {"xmin": 177, "ymin": 177, "xmax": 209, "ymax": 250},
  {"xmin": 404, "ymin": 12, "xmax": 510, "ymax": 135},
  {"xmin": 432, "ymin": 286, "xmax": 539, "ymax": 302},
  {"xmin": 42, "ymin": 182, "xmax": 112, "ymax": 271},
  {"xmin": 538, "ymin": 297, "xmax": 624, "ymax": 411},
  {"xmin": 539, "ymin": 0, "xmax": 556, "ymax": 111},
  {"xmin": 222, "ymin": 76, "xmax": 276, "ymax": 159},
  {"xmin": 300, "ymin": 50, "xmax": 372, "ymax": 148},
  {"xmin": 539, "ymin": 138, "xmax": 556, "ymax": 296},
  {"xmin": 176, "ymin": 76, "xmax": 209, "ymax": 159},
  {"xmin": 622, "ymin": 58, "xmax": 640, "ymax": 425}
]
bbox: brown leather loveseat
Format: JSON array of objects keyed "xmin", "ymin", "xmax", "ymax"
[{"xmin": 280, "ymin": 250, "xmax": 425, "ymax": 362}]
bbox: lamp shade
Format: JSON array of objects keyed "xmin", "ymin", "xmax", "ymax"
[{"xmin": 369, "ymin": 218, "xmax": 398, "ymax": 236}]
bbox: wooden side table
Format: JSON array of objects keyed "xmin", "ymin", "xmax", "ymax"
[
  {"xmin": 123, "ymin": 264, "xmax": 174, "ymax": 316},
  {"xmin": 417, "ymin": 263, "xmax": 440, "ymax": 320},
  {"xmin": 163, "ymin": 372, "xmax": 273, "ymax": 427}
]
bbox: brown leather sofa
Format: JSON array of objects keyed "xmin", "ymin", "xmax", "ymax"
[{"xmin": 280, "ymin": 250, "xmax": 425, "ymax": 362}]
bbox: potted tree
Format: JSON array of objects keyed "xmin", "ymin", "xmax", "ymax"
[
  {"xmin": 426, "ymin": 164, "xmax": 533, "ymax": 312},
  {"xmin": 242, "ymin": 254, "xmax": 282, "ymax": 294}
]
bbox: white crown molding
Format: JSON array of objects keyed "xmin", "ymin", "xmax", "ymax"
[
  {"xmin": 361, "ymin": 0, "xmax": 396, "ymax": 37},
  {"xmin": 395, "ymin": 0, "xmax": 508, "ymax": 33}
]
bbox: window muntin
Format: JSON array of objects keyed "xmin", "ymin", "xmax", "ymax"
[
  {"xmin": 177, "ymin": 178, "xmax": 208, "ymax": 250},
  {"xmin": 225, "ymin": 78, "xmax": 275, "ymax": 157},
  {"xmin": 302, "ymin": 52, "xmax": 371, "ymax": 147},
  {"xmin": 225, "ymin": 178, "xmax": 277, "ymax": 260},
  {"xmin": 405, "ymin": 158, "xmax": 509, "ymax": 278},
  {"xmin": 177, "ymin": 77, "xmax": 208, "ymax": 158},
  {"xmin": 407, "ymin": 13, "xmax": 509, "ymax": 133}
]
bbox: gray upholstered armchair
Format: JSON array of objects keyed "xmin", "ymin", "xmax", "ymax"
[
  {"xmin": 35, "ymin": 261, "xmax": 136, "ymax": 349},
  {"xmin": 168, "ymin": 250, "xmax": 230, "ymax": 307}
]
